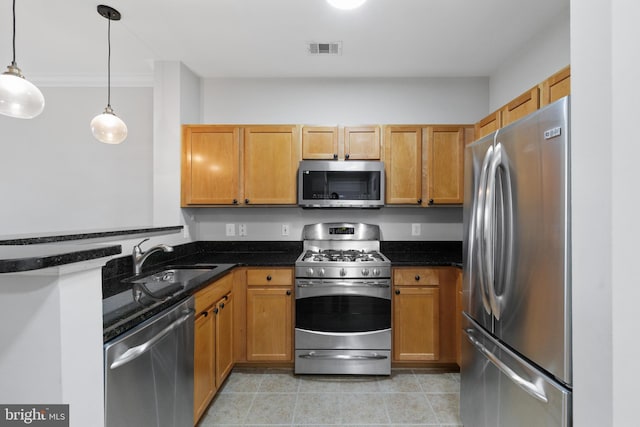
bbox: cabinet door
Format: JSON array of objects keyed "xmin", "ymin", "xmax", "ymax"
[
  {"xmin": 475, "ymin": 111, "xmax": 501, "ymax": 139},
  {"xmin": 181, "ymin": 125, "xmax": 240, "ymax": 206},
  {"xmin": 384, "ymin": 126, "xmax": 423, "ymax": 204},
  {"xmin": 193, "ymin": 308, "xmax": 215, "ymax": 423},
  {"xmin": 344, "ymin": 126, "xmax": 381, "ymax": 160},
  {"xmin": 540, "ymin": 65, "xmax": 570, "ymax": 107},
  {"xmin": 215, "ymin": 293, "xmax": 234, "ymax": 387},
  {"xmin": 424, "ymin": 126, "xmax": 465, "ymax": 205},
  {"xmin": 246, "ymin": 287, "xmax": 293, "ymax": 361},
  {"xmin": 302, "ymin": 126, "xmax": 338, "ymax": 159},
  {"xmin": 393, "ymin": 286, "xmax": 440, "ymax": 361},
  {"xmin": 243, "ymin": 126, "xmax": 299, "ymax": 204},
  {"xmin": 501, "ymin": 86, "xmax": 540, "ymax": 127}
]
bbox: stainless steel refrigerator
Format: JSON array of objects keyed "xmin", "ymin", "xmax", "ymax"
[{"xmin": 461, "ymin": 96, "xmax": 572, "ymax": 426}]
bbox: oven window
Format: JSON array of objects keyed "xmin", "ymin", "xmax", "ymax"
[
  {"xmin": 296, "ymin": 295, "xmax": 390, "ymax": 333},
  {"xmin": 302, "ymin": 171, "xmax": 380, "ymax": 201}
]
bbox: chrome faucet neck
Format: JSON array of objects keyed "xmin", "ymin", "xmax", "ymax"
[{"xmin": 132, "ymin": 239, "xmax": 174, "ymax": 275}]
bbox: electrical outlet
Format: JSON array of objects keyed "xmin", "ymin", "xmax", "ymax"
[
  {"xmin": 225, "ymin": 224, "xmax": 236, "ymax": 236},
  {"xmin": 239, "ymin": 224, "xmax": 247, "ymax": 236},
  {"xmin": 411, "ymin": 223, "xmax": 421, "ymax": 236},
  {"xmin": 282, "ymin": 224, "xmax": 290, "ymax": 236}
]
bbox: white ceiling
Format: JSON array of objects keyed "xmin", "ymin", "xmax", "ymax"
[{"xmin": 0, "ymin": 0, "xmax": 569, "ymax": 84}]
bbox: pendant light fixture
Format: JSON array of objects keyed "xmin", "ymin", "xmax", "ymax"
[
  {"xmin": 90, "ymin": 5, "xmax": 127, "ymax": 144},
  {"xmin": 0, "ymin": 0, "xmax": 45, "ymax": 119}
]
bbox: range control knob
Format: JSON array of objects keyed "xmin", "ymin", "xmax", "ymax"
[
  {"xmin": 317, "ymin": 268, "xmax": 325, "ymax": 277},
  {"xmin": 306, "ymin": 268, "xmax": 314, "ymax": 276},
  {"xmin": 372, "ymin": 268, "xmax": 381, "ymax": 277},
  {"xmin": 340, "ymin": 268, "xmax": 347, "ymax": 277},
  {"xmin": 361, "ymin": 268, "xmax": 370, "ymax": 276}
]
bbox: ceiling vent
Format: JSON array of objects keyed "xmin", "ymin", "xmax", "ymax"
[{"xmin": 307, "ymin": 41, "xmax": 342, "ymax": 55}]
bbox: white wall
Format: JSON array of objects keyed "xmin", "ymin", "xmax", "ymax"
[
  {"xmin": 489, "ymin": 6, "xmax": 570, "ymax": 110},
  {"xmin": 193, "ymin": 77, "xmax": 488, "ymax": 241},
  {"xmin": 191, "ymin": 207, "xmax": 463, "ymax": 241},
  {"xmin": 571, "ymin": 0, "xmax": 640, "ymax": 425},
  {"xmin": 0, "ymin": 87, "xmax": 153, "ymax": 236},
  {"xmin": 202, "ymin": 77, "xmax": 488, "ymax": 124}
]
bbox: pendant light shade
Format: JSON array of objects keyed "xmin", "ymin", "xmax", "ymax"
[
  {"xmin": 92, "ymin": 5, "xmax": 127, "ymax": 144},
  {"xmin": 0, "ymin": 0, "xmax": 45, "ymax": 119}
]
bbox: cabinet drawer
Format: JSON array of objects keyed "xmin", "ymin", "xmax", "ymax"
[
  {"xmin": 194, "ymin": 273, "xmax": 233, "ymax": 313},
  {"xmin": 393, "ymin": 268, "xmax": 440, "ymax": 286},
  {"xmin": 246, "ymin": 268, "xmax": 293, "ymax": 286}
]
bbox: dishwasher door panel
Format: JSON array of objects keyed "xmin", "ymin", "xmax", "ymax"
[{"xmin": 104, "ymin": 297, "xmax": 194, "ymax": 427}]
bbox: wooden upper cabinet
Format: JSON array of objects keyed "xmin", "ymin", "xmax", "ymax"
[
  {"xmin": 343, "ymin": 126, "xmax": 381, "ymax": 160},
  {"xmin": 423, "ymin": 126, "xmax": 466, "ymax": 205},
  {"xmin": 383, "ymin": 126, "xmax": 423, "ymax": 205},
  {"xmin": 475, "ymin": 111, "xmax": 501, "ymax": 139},
  {"xmin": 501, "ymin": 86, "xmax": 540, "ymax": 127},
  {"xmin": 181, "ymin": 125, "xmax": 240, "ymax": 206},
  {"xmin": 302, "ymin": 126, "xmax": 339, "ymax": 159},
  {"xmin": 540, "ymin": 65, "xmax": 570, "ymax": 107},
  {"xmin": 243, "ymin": 125, "xmax": 300, "ymax": 205}
]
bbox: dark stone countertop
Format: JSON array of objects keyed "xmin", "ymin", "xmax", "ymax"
[
  {"xmin": 0, "ymin": 244, "xmax": 122, "ymax": 273},
  {"xmin": 0, "ymin": 225, "xmax": 183, "ymax": 245},
  {"xmin": 382, "ymin": 241, "xmax": 462, "ymax": 268}
]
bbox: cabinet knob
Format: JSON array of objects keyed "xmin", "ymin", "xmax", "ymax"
[
  {"xmin": 428, "ymin": 199, "xmax": 434, "ymax": 205},
  {"xmin": 245, "ymin": 198, "xmax": 250, "ymax": 204},
  {"xmin": 266, "ymin": 275, "xmax": 272, "ymax": 281},
  {"xmin": 286, "ymin": 290, "xmax": 292, "ymax": 296},
  {"xmin": 232, "ymin": 199, "xmax": 238, "ymax": 205},
  {"xmin": 415, "ymin": 275, "xmax": 421, "ymax": 281},
  {"xmin": 345, "ymin": 153, "xmax": 350, "ymax": 160},
  {"xmin": 219, "ymin": 302, "xmax": 225, "ymax": 309},
  {"xmin": 223, "ymin": 295, "xmax": 229, "ymax": 301},
  {"xmin": 333, "ymin": 153, "xmax": 338, "ymax": 160},
  {"xmin": 395, "ymin": 289, "xmax": 400, "ymax": 295},
  {"xmin": 202, "ymin": 311, "xmax": 208, "ymax": 318},
  {"xmin": 417, "ymin": 198, "xmax": 422, "ymax": 204},
  {"xmin": 213, "ymin": 307, "xmax": 219, "ymax": 314}
]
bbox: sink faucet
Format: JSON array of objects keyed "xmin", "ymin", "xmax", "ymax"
[{"xmin": 132, "ymin": 238, "xmax": 174, "ymax": 275}]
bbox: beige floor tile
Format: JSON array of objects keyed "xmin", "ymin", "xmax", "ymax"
[
  {"xmin": 338, "ymin": 376, "xmax": 381, "ymax": 393},
  {"xmin": 428, "ymin": 392, "xmax": 462, "ymax": 425},
  {"xmin": 297, "ymin": 375, "xmax": 343, "ymax": 393},
  {"xmin": 200, "ymin": 392, "xmax": 254, "ymax": 425},
  {"xmin": 244, "ymin": 393, "xmax": 297, "ymax": 424},
  {"xmin": 259, "ymin": 371, "xmax": 300, "ymax": 393},
  {"xmin": 219, "ymin": 370, "xmax": 264, "ymax": 393},
  {"xmin": 339, "ymin": 393, "xmax": 389, "ymax": 424},
  {"xmin": 384, "ymin": 392, "xmax": 439, "ymax": 425},
  {"xmin": 415, "ymin": 372, "xmax": 460, "ymax": 393},
  {"xmin": 293, "ymin": 392, "xmax": 342, "ymax": 425},
  {"xmin": 377, "ymin": 371, "xmax": 421, "ymax": 393}
]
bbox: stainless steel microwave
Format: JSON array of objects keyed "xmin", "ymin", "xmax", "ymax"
[{"xmin": 298, "ymin": 160, "xmax": 385, "ymax": 208}]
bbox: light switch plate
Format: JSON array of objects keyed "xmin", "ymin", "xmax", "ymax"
[
  {"xmin": 411, "ymin": 223, "xmax": 421, "ymax": 236},
  {"xmin": 225, "ymin": 224, "xmax": 236, "ymax": 236},
  {"xmin": 282, "ymin": 224, "xmax": 290, "ymax": 236}
]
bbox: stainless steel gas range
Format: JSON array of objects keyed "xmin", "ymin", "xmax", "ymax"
[{"xmin": 294, "ymin": 223, "xmax": 391, "ymax": 375}]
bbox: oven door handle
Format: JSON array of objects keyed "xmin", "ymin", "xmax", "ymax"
[
  {"xmin": 298, "ymin": 351, "xmax": 388, "ymax": 360},
  {"xmin": 296, "ymin": 281, "xmax": 390, "ymax": 288}
]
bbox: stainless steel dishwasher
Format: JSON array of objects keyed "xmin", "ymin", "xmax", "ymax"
[{"xmin": 104, "ymin": 296, "xmax": 195, "ymax": 427}]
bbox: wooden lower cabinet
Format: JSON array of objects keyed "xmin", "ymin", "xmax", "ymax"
[
  {"xmin": 193, "ymin": 274, "xmax": 234, "ymax": 425},
  {"xmin": 392, "ymin": 267, "xmax": 459, "ymax": 366},
  {"xmin": 246, "ymin": 268, "xmax": 294, "ymax": 362}
]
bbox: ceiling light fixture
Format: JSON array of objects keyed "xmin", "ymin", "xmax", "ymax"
[
  {"xmin": 0, "ymin": 0, "xmax": 45, "ymax": 119},
  {"xmin": 91, "ymin": 5, "xmax": 127, "ymax": 145},
  {"xmin": 327, "ymin": 0, "xmax": 367, "ymax": 10}
]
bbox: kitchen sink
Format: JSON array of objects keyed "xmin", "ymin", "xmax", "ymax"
[{"xmin": 130, "ymin": 267, "xmax": 218, "ymax": 286}]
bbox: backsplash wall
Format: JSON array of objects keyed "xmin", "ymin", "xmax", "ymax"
[{"xmin": 189, "ymin": 207, "xmax": 463, "ymax": 241}]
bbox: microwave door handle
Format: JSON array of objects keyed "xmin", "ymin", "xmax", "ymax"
[{"xmin": 476, "ymin": 145, "xmax": 494, "ymax": 315}]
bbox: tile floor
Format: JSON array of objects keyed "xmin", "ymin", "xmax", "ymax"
[{"xmin": 197, "ymin": 368, "xmax": 462, "ymax": 426}]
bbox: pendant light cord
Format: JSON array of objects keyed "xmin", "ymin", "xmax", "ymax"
[
  {"xmin": 107, "ymin": 12, "xmax": 112, "ymax": 108},
  {"xmin": 11, "ymin": 0, "xmax": 16, "ymax": 65}
]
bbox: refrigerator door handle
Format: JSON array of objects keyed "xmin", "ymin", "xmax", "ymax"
[
  {"xmin": 465, "ymin": 328, "xmax": 549, "ymax": 404},
  {"xmin": 475, "ymin": 145, "xmax": 494, "ymax": 315},
  {"xmin": 484, "ymin": 143, "xmax": 501, "ymax": 319},
  {"xmin": 494, "ymin": 143, "xmax": 515, "ymax": 317}
]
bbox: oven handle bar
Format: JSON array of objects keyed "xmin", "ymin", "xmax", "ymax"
[
  {"xmin": 296, "ymin": 281, "xmax": 390, "ymax": 288},
  {"xmin": 298, "ymin": 351, "xmax": 388, "ymax": 360}
]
